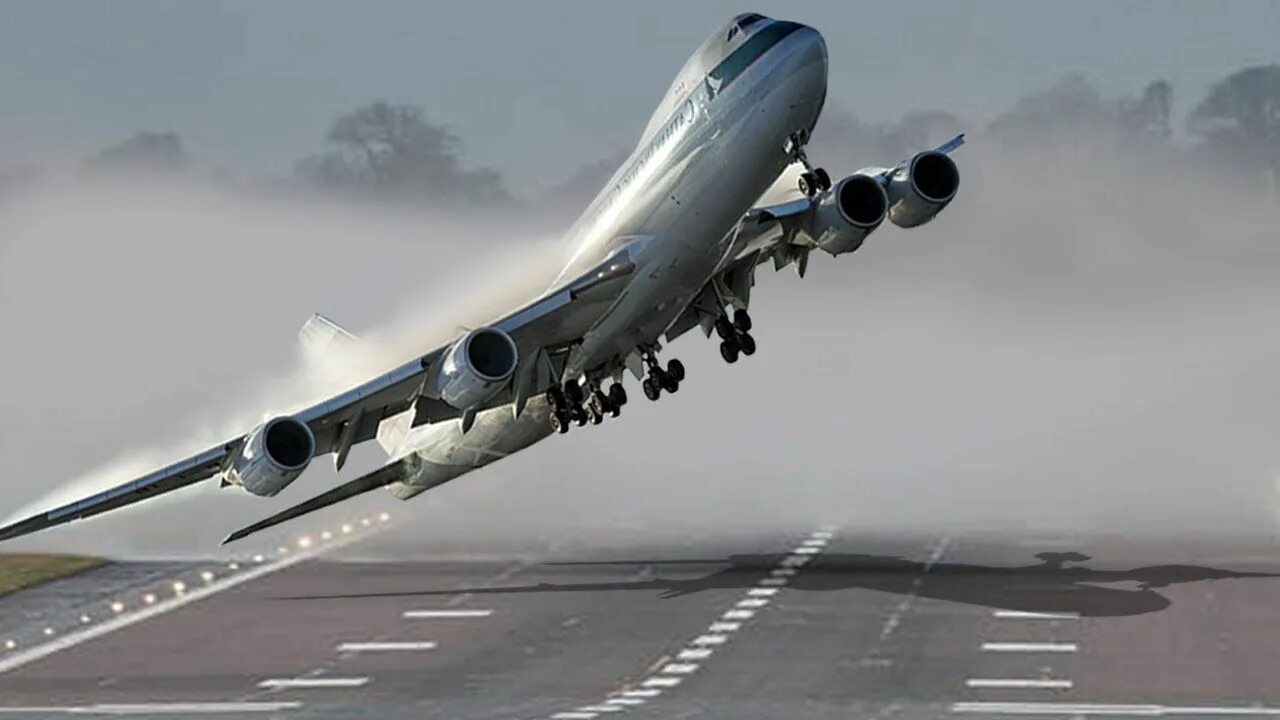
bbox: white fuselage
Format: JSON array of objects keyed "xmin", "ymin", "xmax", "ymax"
[{"xmin": 388, "ymin": 18, "xmax": 829, "ymax": 499}]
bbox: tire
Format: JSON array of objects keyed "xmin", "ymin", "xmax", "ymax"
[
  {"xmin": 666, "ymin": 359, "xmax": 685, "ymax": 382},
  {"xmin": 550, "ymin": 412, "xmax": 565, "ymax": 434},
  {"xmin": 572, "ymin": 406, "xmax": 588, "ymax": 426},
  {"xmin": 814, "ymin": 167, "xmax": 831, "ymax": 191},
  {"xmin": 719, "ymin": 340, "xmax": 739, "ymax": 364},
  {"xmin": 733, "ymin": 308, "xmax": 752, "ymax": 333},
  {"xmin": 609, "ymin": 383, "xmax": 628, "ymax": 407},
  {"xmin": 589, "ymin": 407, "xmax": 604, "ymax": 425},
  {"xmin": 798, "ymin": 172, "xmax": 815, "ymax": 198},
  {"xmin": 564, "ymin": 380, "xmax": 584, "ymax": 404},
  {"xmin": 715, "ymin": 317, "xmax": 734, "ymax": 340},
  {"xmin": 661, "ymin": 373, "xmax": 679, "ymax": 393},
  {"xmin": 642, "ymin": 378, "xmax": 661, "ymax": 401},
  {"xmin": 738, "ymin": 332, "xmax": 756, "ymax": 356}
]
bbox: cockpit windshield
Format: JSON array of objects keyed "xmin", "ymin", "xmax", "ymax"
[{"xmin": 708, "ymin": 21, "xmax": 803, "ymax": 95}]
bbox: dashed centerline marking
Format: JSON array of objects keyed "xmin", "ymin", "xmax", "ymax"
[
  {"xmin": 981, "ymin": 642, "xmax": 1079, "ymax": 653},
  {"xmin": 966, "ymin": 678, "xmax": 1074, "ymax": 690},
  {"xmin": 992, "ymin": 610, "xmax": 1079, "ymax": 620},
  {"xmin": 336, "ymin": 641, "xmax": 437, "ymax": 652},
  {"xmin": 402, "ymin": 609, "xmax": 493, "ymax": 619},
  {"xmin": 258, "ymin": 677, "xmax": 369, "ymax": 689},
  {"xmin": 539, "ymin": 528, "xmax": 837, "ymax": 720}
]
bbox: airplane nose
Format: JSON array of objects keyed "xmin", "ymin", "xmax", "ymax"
[{"xmin": 789, "ymin": 27, "xmax": 828, "ymax": 128}]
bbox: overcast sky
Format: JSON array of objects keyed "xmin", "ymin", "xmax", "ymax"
[{"xmin": 1, "ymin": 0, "xmax": 1277, "ymax": 189}]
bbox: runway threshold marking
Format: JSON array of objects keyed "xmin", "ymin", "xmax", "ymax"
[
  {"xmin": 0, "ymin": 702, "xmax": 302, "ymax": 714},
  {"xmin": 982, "ymin": 642, "xmax": 1079, "ymax": 653},
  {"xmin": 402, "ymin": 609, "xmax": 493, "ymax": 619},
  {"xmin": 258, "ymin": 677, "xmax": 369, "ymax": 689},
  {"xmin": 952, "ymin": 702, "xmax": 1280, "ymax": 716},
  {"xmin": 539, "ymin": 528, "xmax": 837, "ymax": 720},
  {"xmin": 966, "ymin": 678, "xmax": 1074, "ymax": 689}
]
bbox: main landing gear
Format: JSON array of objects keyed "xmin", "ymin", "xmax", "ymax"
[
  {"xmin": 716, "ymin": 308, "xmax": 756, "ymax": 365},
  {"xmin": 547, "ymin": 377, "xmax": 629, "ymax": 434},
  {"xmin": 640, "ymin": 347, "xmax": 684, "ymax": 402},
  {"xmin": 786, "ymin": 129, "xmax": 831, "ymax": 199}
]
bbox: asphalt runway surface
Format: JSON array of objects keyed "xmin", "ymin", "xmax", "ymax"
[{"xmin": 2, "ymin": 528, "xmax": 1279, "ymax": 719}]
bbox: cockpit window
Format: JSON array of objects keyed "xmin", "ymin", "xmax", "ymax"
[
  {"xmin": 708, "ymin": 21, "xmax": 803, "ymax": 94},
  {"xmin": 727, "ymin": 12, "xmax": 767, "ymax": 41}
]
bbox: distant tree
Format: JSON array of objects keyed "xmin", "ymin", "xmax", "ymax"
[
  {"xmin": 1188, "ymin": 65, "xmax": 1280, "ymax": 178},
  {"xmin": 87, "ymin": 132, "xmax": 187, "ymax": 174},
  {"xmin": 542, "ymin": 150, "xmax": 628, "ymax": 210},
  {"xmin": 1120, "ymin": 80, "xmax": 1173, "ymax": 139},
  {"xmin": 297, "ymin": 101, "xmax": 508, "ymax": 206}
]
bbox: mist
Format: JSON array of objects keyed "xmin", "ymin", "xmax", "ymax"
[{"xmin": 3, "ymin": 68, "xmax": 1280, "ymax": 562}]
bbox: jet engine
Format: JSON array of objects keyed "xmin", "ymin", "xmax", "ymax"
[
  {"xmin": 883, "ymin": 150, "xmax": 960, "ymax": 228},
  {"xmin": 808, "ymin": 173, "xmax": 888, "ymax": 255},
  {"xmin": 432, "ymin": 327, "xmax": 519, "ymax": 410},
  {"xmin": 226, "ymin": 416, "xmax": 316, "ymax": 497}
]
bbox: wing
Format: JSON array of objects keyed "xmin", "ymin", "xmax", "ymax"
[
  {"xmin": 0, "ymin": 251, "xmax": 636, "ymax": 544},
  {"xmin": 221, "ymin": 455, "xmax": 422, "ymax": 544},
  {"xmin": 664, "ymin": 134, "xmax": 964, "ymax": 344}
]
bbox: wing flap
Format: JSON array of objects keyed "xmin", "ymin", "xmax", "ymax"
[{"xmin": 222, "ymin": 455, "xmax": 421, "ymax": 544}]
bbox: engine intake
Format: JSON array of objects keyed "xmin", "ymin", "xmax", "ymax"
[
  {"xmin": 432, "ymin": 327, "xmax": 519, "ymax": 410},
  {"xmin": 808, "ymin": 173, "xmax": 888, "ymax": 255},
  {"xmin": 227, "ymin": 416, "xmax": 316, "ymax": 497},
  {"xmin": 885, "ymin": 150, "xmax": 960, "ymax": 228}
]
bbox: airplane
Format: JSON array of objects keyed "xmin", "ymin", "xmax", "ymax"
[{"xmin": 0, "ymin": 13, "xmax": 963, "ymax": 545}]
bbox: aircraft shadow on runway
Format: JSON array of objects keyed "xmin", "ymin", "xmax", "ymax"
[{"xmin": 281, "ymin": 551, "xmax": 1278, "ymax": 618}]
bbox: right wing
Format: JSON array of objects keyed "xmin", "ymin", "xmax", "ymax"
[{"xmin": 0, "ymin": 251, "xmax": 636, "ymax": 544}]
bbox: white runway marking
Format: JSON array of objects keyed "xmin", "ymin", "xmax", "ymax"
[
  {"xmin": 661, "ymin": 663, "xmax": 700, "ymax": 675},
  {"xmin": 577, "ymin": 704, "xmax": 624, "ymax": 713},
  {"xmin": 708, "ymin": 622, "xmax": 740, "ymax": 632},
  {"xmin": 759, "ymin": 576, "xmax": 788, "ymax": 586},
  {"xmin": 551, "ymin": 712, "xmax": 596, "ymax": 720},
  {"xmin": 0, "ymin": 702, "xmax": 301, "ymax": 715},
  {"xmin": 402, "ymin": 609, "xmax": 493, "ymax": 619},
  {"xmin": 736, "ymin": 598, "xmax": 769, "ymax": 608},
  {"xmin": 336, "ymin": 641, "xmax": 436, "ymax": 652},
  {"xmin": 605, "ymin": 698, "xmax": 646, "ymax": 706},
  {"xmin": 992, "ymin": 610, "xmax": 1079, "ymax": 620},
  {"xmin": 258, "ymin": 677, "xmax": 369, "ymax": 689},
  {"xmin": 642, "ymin": 676, "xmax": 682, "ymax": 688},
  {"xmin": 793, "ymin": 546, "xmax": 822, "ymax": 555},
  {"xmin": 952, "ymin": 702, "xmax": 1280, "ymax": 716},
  {"xmin": 723, "ymin": 609, "xmax": 754, "ymax": 620},
  {"xmin": 966, "ymin": 678, "xmax": 1074, "ymax": 690},
  {"xmin": 982, "ymin": 642, "xmax": 1079, "ymax": 653},
  {"xmin": 0, "ymin": 539, "xmax": 356, "ymax": 676},
  {"xmin": 619, "ymin": 689, "xmax": 662, "ymax": 698},
  {"xmin": 692, "ymin": 634, "xmax": 727, "ymax": 646},
  {"xmin": 747, "ymin": 587, "xmax": 779, "ymax": 597},
  {"xmin": 677, "ymin": 648, "xmax": 713, "ymax": 660}
]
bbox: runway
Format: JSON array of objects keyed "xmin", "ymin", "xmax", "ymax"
[{"xmin": 1, "ymin": 528, "xmax": 1278, "ymax": 719}]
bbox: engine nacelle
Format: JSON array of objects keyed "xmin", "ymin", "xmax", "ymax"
[
  {"xmin": 808, "ymin": 173, "xmax": 888, "ymax": 256},
  {"xmin": 227, "ymin": 416, "xmax": 316, "ymax": 497},
  {"xmin": 884, "ymin": 150, "xmax": 960, "ymax": 228},
  {"xmin": 432, "ymin": 327, "xmax": 519, "ymax": 410}
]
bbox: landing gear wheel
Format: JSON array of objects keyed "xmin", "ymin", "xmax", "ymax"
[
  {"xmin": 660, "ymin": 372, "xmax": 679, "ymax": 393},
  {"xmin": 588, "ymin": 405, "xmax": 604, "ymax": 425},
  {"xmin": 551, "ymin": 411, "xmax": 570, "ymax": 434},
  {"xmin": 608, "ymin": 383, "xmax": 628, "ymax": 407},
  {"xmin": 642, "ymin": 378, "xmax": 661, "ymax": 401},
  {"xmin": 732, "ymin": 309, "xmax": 752, "ymax": 333},
  {"xmin": 798, "ymin": 172, "xmax": 818, "ymax": 198},
  {"xmin": 720, "ymin": 340, "xmax": 740, "ymax": 364},
  {"xmin": 563, "ymin": 380, "xmax": 584, "ymax": 404},
  {"xmin": 715, "ymin": 316, "xmax": 735, "ymax": 340},
  {"xmin": 813, "ymin": 167, "xmax": 832, "ymax": 192},
  {"xmin": 738, "ymin": 331, "xmax": 757, "ymax": 356},
  {"xmin": 666, "ymin": 359, "xmax": 685, "ymax": 382},
  {"xmin": 571, "ymin": 405, "xmax": 589, "ymax": 427}
]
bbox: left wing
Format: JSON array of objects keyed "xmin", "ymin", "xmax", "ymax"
[{"xmin": 0, "ymin": 251, "xmax": 635, "ymax": 543}]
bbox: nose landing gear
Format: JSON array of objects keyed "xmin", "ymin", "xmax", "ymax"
[{"xmin": 786, "ymin": 130, "xmax": 831, "ymax": 199}]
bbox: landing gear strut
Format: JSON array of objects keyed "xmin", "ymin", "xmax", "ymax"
[
  {"xmin": 640, "ymin": 346, "xmax": 685, "ymax": 401},
  {"xmin": 786, "ymin": 130, "xmax": 831, "ymax": 198}
]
